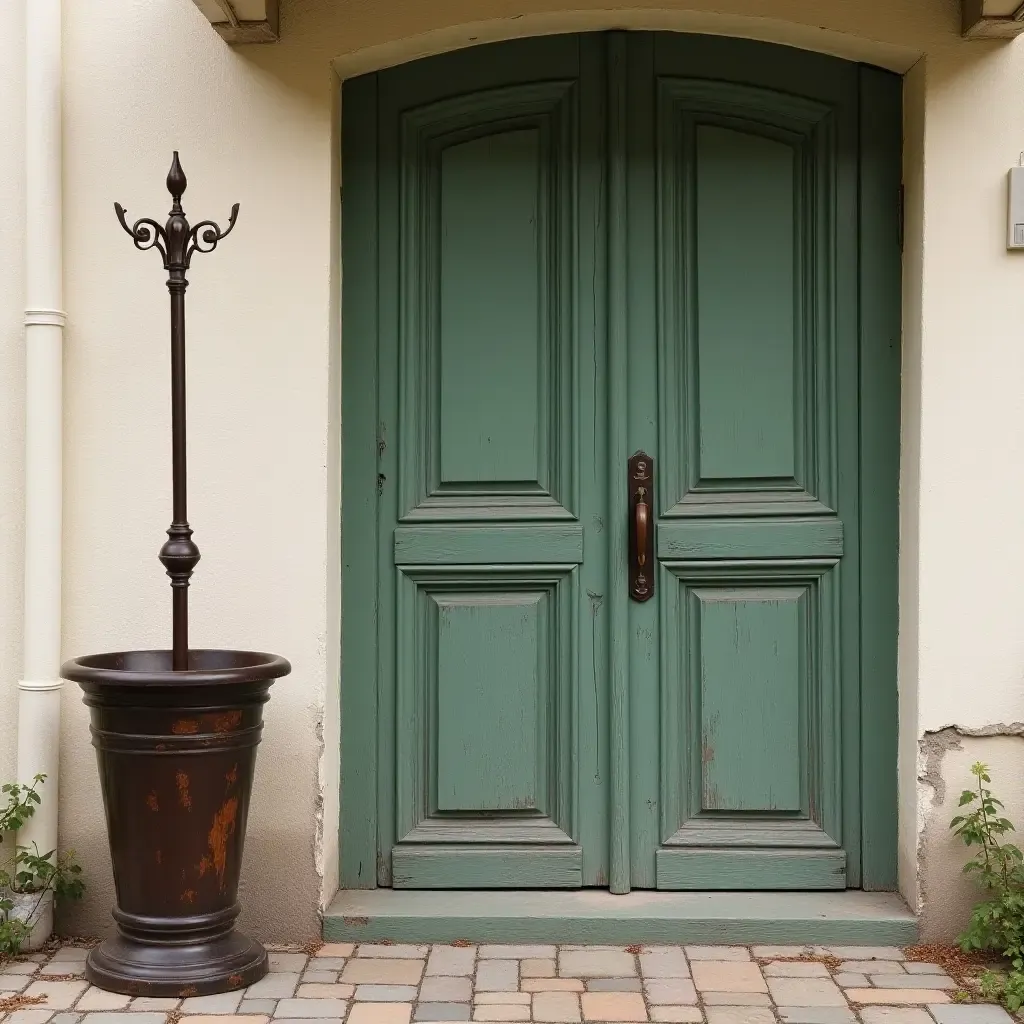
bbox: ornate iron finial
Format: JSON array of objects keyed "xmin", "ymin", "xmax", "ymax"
[{"xmin": 113, "ymin": 154, "xmax": 241, "ymax": 670}]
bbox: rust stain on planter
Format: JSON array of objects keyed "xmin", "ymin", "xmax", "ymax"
[
  {"xmin": 229, "ymin": 974, "xmax": 243, "ymax": 986},
  {"xmin": 181, "ymin": 889, "xmax": 196, "ymax": 904},
  {"xmin": 211, "ymin": 710, "xmax": 243, "ymax": 733},
  {"xmin": 146, "ymin": 791, "xmax": 159, "ymax": 812},
  {"xmin": 225, "ymin": 764, "xmax": 238, "ymax": 788},
  {"xmin": 197, "ymin": 854, "xmax": 212, "ymax": 878},
  {"xmin": 172, "ymin": 718, "xmax": 199, "ymax": 735},
  {"xmin": 208, "ymin": 797, "xmax": 239, "ymax": 891},
  {"xmin": 176, "ymin": 771, "xmax": 192, "ymax": 811}
]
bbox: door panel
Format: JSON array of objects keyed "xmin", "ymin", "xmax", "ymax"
[
  {"xmin": 632, "ymin": 34, "xmax": 862, "ymax": 890},
  {"xmin": 367, "ymin": 35, "xmax": 611, "ymax": 889}
]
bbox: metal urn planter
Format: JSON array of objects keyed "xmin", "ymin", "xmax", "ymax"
[{"xmin": 61, "ymin": 156, "xmax": 290, "ymax": 997}]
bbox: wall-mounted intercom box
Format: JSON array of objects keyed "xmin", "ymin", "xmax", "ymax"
[{"xmin": 1009, "ymin": 167, "xmax": 1024, "ymax": 249}]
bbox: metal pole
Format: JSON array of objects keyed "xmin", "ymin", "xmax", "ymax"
[{"xmin": 114, "ymin": 153, "xmax": 239, "ymax": 670}]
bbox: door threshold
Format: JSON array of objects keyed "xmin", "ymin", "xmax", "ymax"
[{"xmin": 323, "ymin": 889, "xmax": 917, "ymax": 945}]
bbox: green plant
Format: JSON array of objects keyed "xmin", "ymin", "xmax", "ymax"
[
  {"xmin": 951, "ymin": 762, "xmax": 1024, "ymax": 1010},
  {"xmin": 0, "ymin": 774, "xmax": 84, "ymax": 956}
]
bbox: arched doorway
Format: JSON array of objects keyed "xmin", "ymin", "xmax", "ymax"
[{"xmin": 339, "ymin": 31, "xmax": 901, "ymax": 898}]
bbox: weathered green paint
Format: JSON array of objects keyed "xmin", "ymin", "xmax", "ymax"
[
  {"xmin": 656, "ymin": 850, "xmax": 847, "ymax": 890},
  {"xmin": 324, "ymin": 889, "xmax": 917, "ymax": 944},
  {"xmin": 394, "ymin": 525, "xmax": 584, "ymax": 565},
  {"xmin": 858, "ymin": 66, "xmax": 903, "ymax": 891},
  {"xmin": 339, "ymin": 32, "xmax": 902, "ymax": 899},
  {"xmin": 657, "ymin": 519, "xmax": 843, "ymax": 560},
  {"xmin": 698, "ymin": 590, "xmax": 803, "ymax": 813},
  {"xmin": 393, "ymin": 847, "xmax": 583, "ymax": 889}
]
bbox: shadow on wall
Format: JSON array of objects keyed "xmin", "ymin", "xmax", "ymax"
[{"xmin": 919, "ymin": 730, "xmax": 1024, "ymax": 941}]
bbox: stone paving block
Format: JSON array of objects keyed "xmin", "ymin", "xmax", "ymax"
[
  {"xmin": 474, "ymin": 962, "xmax": 518, "ymax": 992},
  {"xmin": 640, "ymin": 952, "xmax": 690, "ymax": 979},
  {"xmin": 39, "ymin": 964, "xmax": 86, "ymax": 978},
  {"xmin": 521, "ymin": 980, "xmax": 585, "ymax": 993},
  {"xmin": 415, "ymin": 1004, "xmax": 471, "ymax": 1021},
  {"xmin": 585, "ymin": 979, "xmax": 642, "ymax": 992},
  {"xmin": 239, "ymin": 1002, "xmax": 278, "ymax": 1015},
  {"xmin": 903, "ymin": 964, "xmax": 946, "ymax": 975},
  {"xmin": 246, "ymin": 974, "xmax": 300, "ymax": 999},
  {"xmin": 421, "ymin": 977, "xmax": 472, "ymax": 1002},
  {"xmin": 766, "ymin": 979, "xmax": 845, "ymax": 1006},
  {"xmin": 301, "ymin": 972, "xmax": 338, "ymax": 985},
  {"xmin": 4, "ymin": 1012, "xmax": 55, "ymax": 1024},
  {"xmin": 132, "ymin": 998, "xmax": 181, "ymax": 1010},
  {"xmin": 753, "ymin": 947, "xmax": 813, "ymax": 959},
  {"xmin": 352, "ymin": 986, "xmax": 418, "ymax": 1002},
  {"xmin": 23, "ymin": 981, "xmax": 89, "ymax": 1010},
  {"xmin": 844, "ymin": 990, "xmax": 950, "ymax": 1005},
  {"xmin": 475, "ymin": 994, "xmax": 531, "ymax": 1005},
  {"xmin": 76, "ymin": 989, "xmax": 132, "ymax": 1011},
  {"xmin": 561, "ymin": 951, "xmax": 637, "ymax": 978},
  {"xmin": 270, "ymin": 955, "xmax": 309, "ymax": 974},
  {"xmin": 426, "ymin": 948, "xmax": 476, "ymax": 977},
  {"xmin": 274, "ymin": 1000, "xmax": 351, "ymax": 1019},
  {"xmin": 776, "ymin": 1009, "xmax": 856, "ymax": 1024},
  {"xmin": 49, "ymin": 950, "xmax": 89, "ymax": 964},
  {"xmin": 78, "ymin": 1015, "xmax": 168, "ymax": 1024},
  {"xmin": 342, "ymin": 961, "xmax": 424, "ymax": 986},
  {"xmin": 702, "ymin": 993, "xmax": 772, "ymax": 1006},
  {"xmin": 691, "ymin": 963, "xmax": 767, "ymax": 993},
  {"xmin": 644, "ymin": 979, "xmax": 697, "ymax": 1005},
  {"xmin": 521, "ymin": 959, "xmax": 555, "ymax": 979},
  {"xmin": 2, "ymin": 962, "xmax": 42, "ymax": 975},
  {"xmin": 295, "ymin": 985, "xmax": 354, "ymax": 1000},
  {"xmin": 651, "ymin": 1007, "xmax": 703, "ymax": 1023},
  {"xmin": 764, "ymin": 963, "xmax": 829, "ymax": 978},
  {"xmin": 181, "ymin": 991, "xmax": 245, "ymax": 1014},
  {"xmin": 472, "ymin": 1006, "xmax": 531, "ymax": 1021},
  {"xmin": 310, "ymin": 960, "xmax": 346, "ymax": 972},
  {"xmin": 859, "ymin": 1009, "xmax": 934, "ymax": 1024},
  {"xmin": 347, "ymin": 1005, "xmax": 412, "ymax": 1024},
  {"xmin": 819, "ymin": 948, "xmax": 903, "ymax": 961},
  {"xmin": 1, "ymin": 973, "xmax": 32, "ymax": 991},
  {"xmin": 579, "ymin": 992, "xmax": 647, "ymax": 1021},
  {"xmin": 480, "ymin": 946, "xmax": 555, "ymax": 959},
  {"xmin": 831, "ymin": 974, "xmax": 867, "ymax": 988},
  {"xmin": 686, "ymin": 947, "xmax": 750, "ymax": 962},
  {"xmin": 50, "ymin": 1014, "xmax": 81, "ymax": 1024},
  {"xmin": 869, "ymin": 976, "xmax": 955, "ymax": 990},
  {"xmin": 357, "ymin": 945, "xmax": 428, "ymax": 959},
  {"xmin": 532, "ymin": 991, "xmax": 582, "ymax": 1022},
  {"xmin": 840, "ymin": 962, "xmax": 904, "ymax": 975},
  {"xmin": 705, "ymin": 1008, "xmax": 776, "ymax": 1024},
  {"xmin": 185, "ymin": 1016, "xmax": 269, "ymax": 1024},
  {"xmin": 929, "ymin": 1006, "xmax": 1015, "ymax": 1024},
  {"xmin": 315, "ymin": 944, "xmax": 354, "ymax": 958},
  {"xmin": 272, "ymin": 1019, "xmax": 344, "ymax": 1024}
]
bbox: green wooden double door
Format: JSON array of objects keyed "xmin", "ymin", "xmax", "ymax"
[{"xmin": 341, "ymin": 32, "xmax": 901, "ymax": 893}]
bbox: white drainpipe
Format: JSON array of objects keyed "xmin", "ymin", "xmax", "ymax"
[{"xmin": 17, "ymin": 0, "xmax": 64, "ymax": 917}]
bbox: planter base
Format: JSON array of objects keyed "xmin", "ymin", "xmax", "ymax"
[{"xmin": 86, "ymin": 927, "xmax": 267, "ymax": 997}]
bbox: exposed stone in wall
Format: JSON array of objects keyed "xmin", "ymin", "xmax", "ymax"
[{"xmin": 918, "ymin": 729, "xmax": 1024, "ymax": 941}]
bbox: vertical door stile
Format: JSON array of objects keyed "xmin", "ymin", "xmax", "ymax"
[{"xmin": 606, "ymin": 31, "xmax": 631, "ymax": 896}]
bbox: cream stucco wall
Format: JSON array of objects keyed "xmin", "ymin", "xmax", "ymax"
[
  {"xmin": 2, "ymin": 0, "xmax": 1024, "ymax": 941},
  {"xmin": 1, "ymin": 2, "xmax": 26, "ymax": 789}
]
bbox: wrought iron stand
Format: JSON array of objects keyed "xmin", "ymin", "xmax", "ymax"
[{"xmin": 61, "ymin": 155, "xmax": 291, "ymax": 997}]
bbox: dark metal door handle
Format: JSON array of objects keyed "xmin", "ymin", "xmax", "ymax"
[{"xmin": 628, "ymin": 452, "xmax": 655, "ymax": 602}]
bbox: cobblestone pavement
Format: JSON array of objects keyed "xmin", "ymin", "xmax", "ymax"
[{"xmin": 0, "ymin": 944, "xmax": 1013, "ymax": 1024}]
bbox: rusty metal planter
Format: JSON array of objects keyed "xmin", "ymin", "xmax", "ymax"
[{"xmin": 61, "ymin": 650, "xmax": 290, "ymax": 996}]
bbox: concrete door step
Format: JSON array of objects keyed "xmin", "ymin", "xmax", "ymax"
[{"xmin": 323, "ymin": 888, "xmax": 917, "ymax": 945}]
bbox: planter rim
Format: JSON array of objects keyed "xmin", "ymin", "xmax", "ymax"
[{"xmin": 60, "ymin": 649, "xmax": 291, "ymax": 688}]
